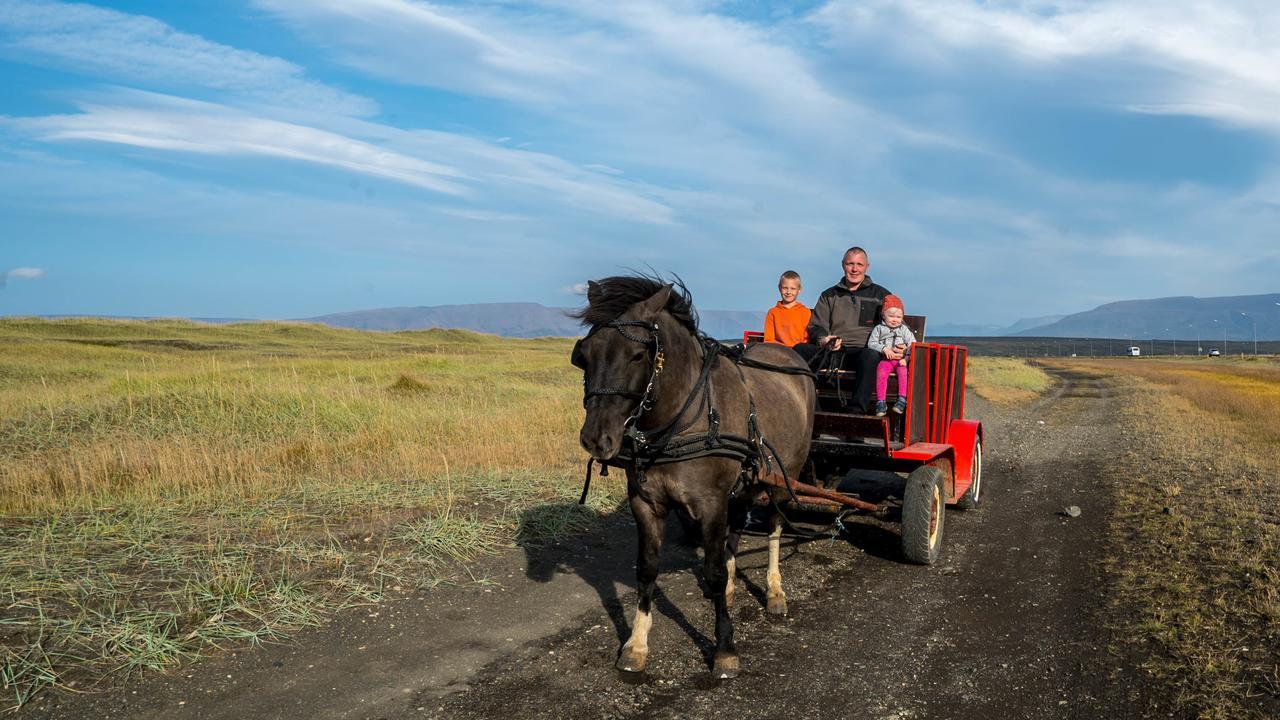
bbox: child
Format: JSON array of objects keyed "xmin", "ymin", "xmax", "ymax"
[
  {"xmin": 764, "ymin": 270, "xmax": 811, "ymax": 347},
  {"xmin": 867, "ymin": 294, "xmax": 917, "ymax": 416}
]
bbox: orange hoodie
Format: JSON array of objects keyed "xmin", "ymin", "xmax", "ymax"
[{"xmin": 764, "ymin": 302, "xmax": 811, "ymax": 347}]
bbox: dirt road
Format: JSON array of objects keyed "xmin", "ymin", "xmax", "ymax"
[{"xmin": 24, "ymin": 367, "xmax": 1163, "ymax": 719}]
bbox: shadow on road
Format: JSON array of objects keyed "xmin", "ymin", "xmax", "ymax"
[
  {"xmin": 515, "ymin": 501, "xmax": 713, "ymax": 661},
  {"xmin": 513, "ymin": 485, "xmax": 910, "ymax": 671}
]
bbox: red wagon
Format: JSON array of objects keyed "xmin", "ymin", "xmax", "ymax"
[{"xmin": 743, "ymin": 315, "xmax": 983, "ymax": 565}]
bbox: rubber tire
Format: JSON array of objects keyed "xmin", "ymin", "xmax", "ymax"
[
  {"xmin": 956, "ymin": 439, "xmax": 983, "ymax": 510},
  {"xmin": 901, "ymin": 465, "xmax": 946, "ymax": 565}
]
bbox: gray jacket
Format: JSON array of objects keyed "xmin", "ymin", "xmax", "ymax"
[
  {"xmin": 867, "ymin": 323, "xmax": 917, "ymax": 355},
  {"xmin": 806, "ymin": 276, "xmax": 892, "ymax": 347}
]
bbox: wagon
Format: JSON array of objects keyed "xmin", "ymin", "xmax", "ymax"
[{"xmin": 743, "ymin": 314, "xmax": 984, "ymax": 565}]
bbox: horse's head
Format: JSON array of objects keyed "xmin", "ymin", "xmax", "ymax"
[{"xmin": 572, "ymin": 280, "xmax": 676, "ymax": 461}]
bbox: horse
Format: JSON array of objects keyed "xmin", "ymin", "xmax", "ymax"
[{"xmin": 571, "ymin": 275, "xmax": 816, "ymax": 678}]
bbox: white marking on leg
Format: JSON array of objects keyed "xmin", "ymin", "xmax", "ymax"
[
  {"xmin": 620, "ymin": 607, "xmax": 653, "ymax": 664},
  {"xmin": 766, "ymin": 524, "xmax": 787, "ymax": 614},
  {"xmin": 725, "ymin": 553, "xmax": 736, "ymax": 607}
]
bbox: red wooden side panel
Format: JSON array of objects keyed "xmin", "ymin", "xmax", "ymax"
[
  {"xmin": 902, "ymin": 342, "xmax": 969, "ymax": 447},
  {"xmin": 947, "ymin": 419, "xmax": 982, "ymax": 500},
  {"xmin": 744, "ymin": 331, "xmax": 764, "ymax": 345}
]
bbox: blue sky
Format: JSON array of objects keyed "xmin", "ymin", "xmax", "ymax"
[{"xmin": 2, "ymin": 0, "xmax": 1278, "ymax": 326}]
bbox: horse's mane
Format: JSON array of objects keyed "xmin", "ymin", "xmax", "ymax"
[{"xmin": 572, "ymin": 273, "xmax": 699, "ymax": 334}]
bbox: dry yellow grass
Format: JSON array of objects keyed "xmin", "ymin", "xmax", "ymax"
[
  {"xmin": 0, "ymin": 318, "xmax": 613, "ymax": 709},
  {"xmin": 1045, "ymin": 358, "xmax": 1280, "ymax": 719},
  {"xmin": 0, "ymin": 319, "xmax": 585, "ymax": 513},
  {"xmin": 965, "ymin": 356, "xmax": 1054, "ymax": 404}
]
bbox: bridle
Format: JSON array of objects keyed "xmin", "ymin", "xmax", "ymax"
[{"xmin": 578, "ymin": 319, "xmax": 666, "ymax": 432}]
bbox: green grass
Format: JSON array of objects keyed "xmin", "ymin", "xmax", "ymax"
[{"xmin": 0, "ymin": 318, "xmax": 621, "ymax": 710}]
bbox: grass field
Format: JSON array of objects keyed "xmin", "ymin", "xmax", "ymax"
[
  {"xmin": 5, "ymin": 326, "xmax": 1275, "ymax": 717},
  {"xmin": 1044, "ymin": 357, "xmax": 1280, "ymax": 719},
  {"xmin": 0, "ymin": 318, "xmax": 616, "ymax": 710},
  {"xmin": 964, "ymin": 356, "xmax": 1053, "ymax": 404}
]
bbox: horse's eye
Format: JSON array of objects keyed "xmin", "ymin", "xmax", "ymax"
[
  {"xmin": 570, "ymin": 339, "xmax": 587, "ymax": 369},
  {"xmin": 631, "ymin": 350, "xmax": 647, "ymax": 363}
]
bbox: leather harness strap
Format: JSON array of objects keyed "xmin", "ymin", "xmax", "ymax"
[{"xmin": 578, "ymin": 322, "xmax": 814, "ymax": 505}]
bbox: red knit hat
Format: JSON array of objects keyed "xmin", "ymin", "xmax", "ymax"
[{"xmin": 882, "ymin": 295, "xmax": 904, "ymax": 315}]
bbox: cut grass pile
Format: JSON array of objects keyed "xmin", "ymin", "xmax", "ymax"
[
  {"xmin": 1046, "ymin": 358, "xmax": 1280, "ymax": 719},
  {"xmin": 0, "ymin": 318, "xmax": 616, "ymax": 710},
  {"xmin": 965, "ymin": 356, "xmax": 1053, "ymax": 404}
]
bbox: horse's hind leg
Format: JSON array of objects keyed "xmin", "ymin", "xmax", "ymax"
[
  {"xmin": 765, "ymin": 514, "xmax": 787, "ymax": 616},
  {"xmin": 617, "ymin": 494, "xmax": 665, "ymax": 673}
]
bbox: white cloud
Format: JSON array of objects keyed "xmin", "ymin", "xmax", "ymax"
[
  {"xmin": 817, "ymin": 0, "xmax": 1280, "ymax": 133},
  {"xmin": 1, "ymin": 266, "xmax": 46, "ymax": 287},
  {"xmin": 0, "ymin": 0, "xmax": 375, "ymax": 116},
  {"xmin": 5, "ymin": 89, "xmax": 677, "ymax": 223},
  {"xmin": 6, "ymin": 92, "xmax": 468, "ymax": 195},
  {"xmin": 3, "ymin": 267, "xmax": 45, "ymax": 279},
  {"xmin": 253, "ymin": 0, "xmax": 891, "ymax": 158},
  {"xmin": 253, "ymin": 0, "xmax": 578, "ymax": 103}
]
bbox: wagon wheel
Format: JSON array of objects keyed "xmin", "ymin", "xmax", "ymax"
[
  {"xmin": 956, "ymin": 438, "xmax": 983, "ymax": 510},
  {"xmin": 901, "ymin": 465, "xmax": 946, "ymax": 565}
]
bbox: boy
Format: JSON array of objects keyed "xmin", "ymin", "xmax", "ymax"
[
  {"xmin": 866, "ymin": 294, "xmax": 917, "ymax": 416},
  {"xmin": 764, "ymin": 270, "xmax": 811, "ymax": 347}
]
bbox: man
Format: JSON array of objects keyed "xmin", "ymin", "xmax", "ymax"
[{"xmin": 796, "ymin": 246, "xmax": 892, "ymax": 414}]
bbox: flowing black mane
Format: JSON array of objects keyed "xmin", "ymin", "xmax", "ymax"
[{"xmin": 572, "ymin": 274, "xmax": 700, "ymax": 334}]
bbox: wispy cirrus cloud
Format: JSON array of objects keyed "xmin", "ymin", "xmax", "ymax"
[
  {"xmin": 253, "ymin": 0, "xmax": 578, "ymax": 104},
  {"xmin": 253, "ymin": 0, "xmax": 879, "ymax": 157},
  {"xmin": 6, "ymin": 91, "xmax": 467, "ymax": 194},
  {"xmin": 816, "ymin": 0, "xmax": 1280, "ymax": 134},
  {"xmin": 4, "ymin": 89, "xmax": 677, "ymax": 223},
  {"xmin": 0, "ymin": 0, "xmax": 376, "ymax": 116}
]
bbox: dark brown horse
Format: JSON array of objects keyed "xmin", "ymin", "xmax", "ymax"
[{"xmin": 572, "ymin": 275, "xmax": 815, "ymax": 678}]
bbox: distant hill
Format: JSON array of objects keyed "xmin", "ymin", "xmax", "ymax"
[
  {"xmin": 1004, "ymin": 314, "xmax": 1067, "ymax": 334},
  {"xmin": 1011, "ymin": 294, "xmax": 1280, "ymax": 341},
  {"xmin": 931, "ymin": 314, "xmax": 1064, "ymax": 338},
  {"xmin": 28, "ymin": 292, "xmax": 1279, "ymax": 342},
  {"xmin": 301, "ymin": 303, "xmax": 763, "ymax": 339}
]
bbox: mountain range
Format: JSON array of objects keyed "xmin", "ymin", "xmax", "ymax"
[
  {"xmin": 302, "ymin": 293, "xmax": 1280, "ymax": 341},
  {"xmin": 301, "ymin": 303, "xmax": 762, "ymax": 340}
]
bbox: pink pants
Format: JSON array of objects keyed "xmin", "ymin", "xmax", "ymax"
[{"xmin": 875, "ymin": 360, "xmax": 909, "ymax": 402}]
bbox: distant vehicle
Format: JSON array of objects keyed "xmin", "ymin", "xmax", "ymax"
[
  {"xmin": 1127, "ymin": 346, "xmax": 1141, "ymax": 356},
  {"xmin": 1209, "ymin": 348, "xmax": 1221, "ymax": 357}
]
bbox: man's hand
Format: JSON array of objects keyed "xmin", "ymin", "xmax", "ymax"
[{"xmin": 821, "ymin": 335, "xmax": 843, "ymax": 351}]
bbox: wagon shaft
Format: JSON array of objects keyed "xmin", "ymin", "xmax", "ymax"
[{"xmin": 757, "ymin": 472, "xmax": 880, "ymax": 512}]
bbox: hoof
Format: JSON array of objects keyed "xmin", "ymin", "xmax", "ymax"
[
  {"xmin": 712, "ymin": 653, "xmax": 740, "ymax": 679},
  {"xmin": 616, "ymin": 650, "xmax": 647, "ymax": 673},
  {"xmin": 766, "ymin": 593, "xmax": 788, "ymax": 616}
]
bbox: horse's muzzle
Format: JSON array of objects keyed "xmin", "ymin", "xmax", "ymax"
[{"xmin": 579, "ymin": 419, "xmax": 621, "ymax": 461}]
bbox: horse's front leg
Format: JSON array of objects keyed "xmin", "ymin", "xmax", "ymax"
[
  {"xmin": 617, "ymin": 494, "xmax": 665, "ymax": 673},
  {"xmin": 724, "ymin": 500, "xmax": 748, "ymax": 610},
  {"xmin": 700, "ymin": 508, "xmax": 738, "ymax": 678},
  {"xmin": 765, "ymin": 514, "xmax": 787, "ymax": 616}
]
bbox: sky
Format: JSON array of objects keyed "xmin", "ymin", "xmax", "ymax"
[{"xmin": 2, "ymin": 0, "xmax": 1279, "ymax": 327}]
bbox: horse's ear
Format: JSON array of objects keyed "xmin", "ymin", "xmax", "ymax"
[
  {"xmin": 586, "ymin": 280, "xmax": 603, "ymax": 305},
  {"xmin": 639, "ymin": 283, "xmax": 673, "ymax": 317}
]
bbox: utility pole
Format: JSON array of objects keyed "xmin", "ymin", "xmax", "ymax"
[{"xmin": 1242, "ymin": 312, "xmax": 1257, "ymax": 355}]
